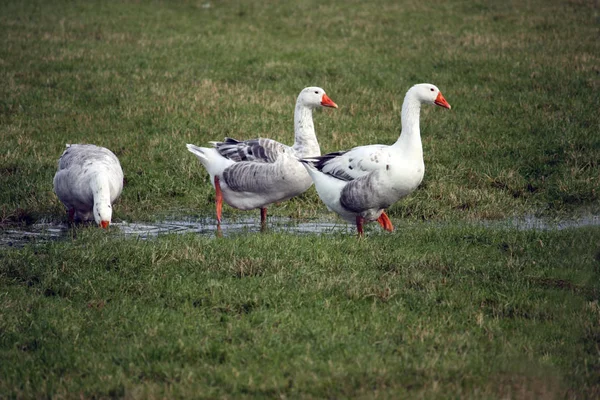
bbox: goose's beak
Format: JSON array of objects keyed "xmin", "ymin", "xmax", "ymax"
[
  {"xmin": 321, "ymin": 94, "xmax": 338, "ymax": 109},
  {"xmin": 100, "ymin": 220, "xmax": 110, "ymax": 229},
  {"xmin": 434, "ymin": 92, "xmax": 451, "ymax": 109}
]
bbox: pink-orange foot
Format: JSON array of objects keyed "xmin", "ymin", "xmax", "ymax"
[{"xmin": 377, "ymin": 212, "xmax": 394, "ymax": 232}]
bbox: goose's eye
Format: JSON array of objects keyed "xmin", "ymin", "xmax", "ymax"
[
  {"xmin": 430, "ymin": 88, "xmax": 435, "ymax": 92},
  {"xmin": 314, "ymin": 91, "xmax": 319, "ymax": 94}
]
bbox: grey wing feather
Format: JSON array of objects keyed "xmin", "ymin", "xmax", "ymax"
[
  {"xmin": 213, "ymin": 137, "xmax": 288, "ymax": 163},
  {"xmin": 223, "ymin": 162, "xmax": 284, "ymax": 192},
  {"xmin": 339, "ymin": 174, "xmax": 382, "ymax": 213},
  {"xmin": 303, "ymin": 151, "xmax": 355, "ymax": 182}
]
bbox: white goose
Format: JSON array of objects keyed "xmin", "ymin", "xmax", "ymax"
[
  {"xmin": 301, "ymin": 83, "xmax": 451, "ymax": 236},
  {"xmin": 53, "ymin": 144, "xmax": 124, "ymax": 228},
  {"xmin": 187, "ymin": 87, "xmax": 337, "ymax": 228}
]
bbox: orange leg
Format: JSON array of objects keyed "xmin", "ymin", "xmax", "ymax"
[
  {"xmin": 377, "ymin": 211, "xmax": 394, "ymax": 232},
  {"xmin": 356, "ymin": 215, "xmax": 365, "ymax": 237},
  {"xmin": 214, "ymin": 176, "xmax": 223, "ymax": 224}
]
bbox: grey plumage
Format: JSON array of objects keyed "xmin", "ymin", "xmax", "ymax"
[
  {"xmin": 339, "ymin": 174, "xmax": 384, "ymax": 213},
  {"xmin": 223, "ymin": 161, "xmax": 288, "ymax": 192},
  {"xmin": 304, "ymin": 155, "xmax": 391, "ymax": 214},
  {"xmin": 213, "ymin": 138, "xmax": 288, "ymax": 164},
  {"xmin": 186, "ymin": 86, "xmax": 337, "ymax": 216}
]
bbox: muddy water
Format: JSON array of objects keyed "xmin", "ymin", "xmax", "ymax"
[{"xmin": 1, "ymin": 215, "xmax": 599, "ymax": 249}]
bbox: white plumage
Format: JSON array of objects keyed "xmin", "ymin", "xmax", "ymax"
[
  {"xmin": 302, "ymin": 83, "xmax": 451, "ymax": 236},
  {"xmin": 187, "ymin": 87, "xmax": 337, "ymax": 227},
  {"xmin": 53, "ymin": 144, "xmax": 124, "ymax": 228}
]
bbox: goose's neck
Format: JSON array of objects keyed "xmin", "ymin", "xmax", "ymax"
[
  {"xmin": 90, "ymin": 174, "xmax": 111, "ymax": 201},
  {"xmin": 292, "ymin": 103, "xmax": 321, "ymax": 158},
  {"xmin": 90, "ymin": 174, "xmax": 112, "ymax": 221},
  {"xmin": 393, "ymin": 95, "xmax": 423, "ymax": 160}
]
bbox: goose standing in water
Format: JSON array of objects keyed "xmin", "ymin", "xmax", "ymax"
[
  {"xmin": 187, "ymin": 87, "xmax": 337, "ymax": 230},
  {"xmin": 301, "ymin": 83, "xmax": 451, "ymax": 237},
  {"xmin": 53, "ymin": 144, "xmax": 124, "ymax": 228}
]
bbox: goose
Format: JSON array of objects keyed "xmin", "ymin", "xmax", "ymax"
[
  {"xmin": 53, "ymin": 144, "xmax": 124, "ymax": 228},
  {"xmin": 301, "ymin": 83, "xmax": 451, "ymax": 236},
  {"xmin": 187, "ymin": 87, "xmax": 338, "ymax": 228}
]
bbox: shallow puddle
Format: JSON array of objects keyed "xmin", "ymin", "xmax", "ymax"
[
  {"xmin": 0, "ymin": 217, "xmax": 353, "ymax": 248},
  {"xmin": 485, "ymin": 214, "xmax": 600, "ymax": 231},
  {"xmin": 114, "ymin": 217, "xmax": 353, "ymax": 238},
  {"xmin": 1, "ymin": 223, "xmax": 70, "ymax": 248},
  {"xmin": 1, "ymin": 215, "xmax": 598, "ymax": 249}
]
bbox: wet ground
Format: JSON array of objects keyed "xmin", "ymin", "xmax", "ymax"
[
  {"xmin": 1, "ymin": 215, "xmax": 599, "ymax": 249},
  {"xmin": 0, "ymin": 217, "xmax": 354, "ymax": 248}
]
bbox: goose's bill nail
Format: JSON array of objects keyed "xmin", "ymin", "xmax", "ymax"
[
  {"xmin": 100, "ymin": 220, "xmax": 110, "ymax": 229},
  {"xmin": 434, "ymin": 92, "xmax": 451, "ymax": 109},
  {"xmin": 321, "ymin": 94, "xmax": 338, "ymax": 109}
]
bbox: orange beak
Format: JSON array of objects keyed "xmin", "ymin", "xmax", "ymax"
[
  {"xmin": 320, "ymin": 93, "xmax": 338, "ymax": 109},
  {"xmin": 100, "ymin": 220, "xmax": 110, "ymax": 229},
  {"xmin": 434, "ymin": 91, "xmax": 451, "ymax": 109}
]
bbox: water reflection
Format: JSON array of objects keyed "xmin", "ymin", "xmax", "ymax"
[
  {"xmin": 0, "ymin": 217, "xmax": 353, "ymax": 248},
  {"xmin": 508, "ymin": 214, "xmax": 600, "ymax": 231},
  {"xmin": 1, "ymin": 223, "xmax": 70, "ymax": 248},
  {"xmin": 1, "ymin": 215, "xmax": 598, "ymax": 249},
  {"xmin": 114, "ymin": 217, "xmax": 352, "ymax": 239}
]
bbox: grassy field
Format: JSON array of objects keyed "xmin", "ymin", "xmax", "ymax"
[
  {"xmin": 1, "ymin": 226, "xmax": 599, "ymax": 398},
  {"xmin": 1, "ymin": 0, "xmax": 598, "ymax": 223},
  {"xmin": 1, "ymin": 0, "xmax": 599, "ymax": 398}
]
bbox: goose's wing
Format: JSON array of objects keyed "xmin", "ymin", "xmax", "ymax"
[
  {"xmin": 212, "ymin": 137, "xmax": 290, "ymax": 164},
  {"xmin": 339, "ymin": 173, "xmax": 381, "ymax": 213},
  {"xmin": 222, "ymin": 161, "xmax": 288, "ymax": 192},
  {"xmin": 57, "ymin": 144, "xmax": 120, "ymax": 170},
  {"xmin": 54, "ymin": 144, "xmax": 123, "ymax": 206},
  {"xmin": 304, "ymin": 144, "xmax": 391, "ymax": 182}
]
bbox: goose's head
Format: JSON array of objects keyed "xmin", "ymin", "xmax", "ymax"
[
  {"xmin": 410, "ymin": 83, "xmax": 451, "ymax": 109},
  {"xmin": 93, "ymin": 202, "xmax": 112, "ymax": 229},
  {"xmin": 298, "ymin": 87, "xmax": 338, "ymax": 109}
]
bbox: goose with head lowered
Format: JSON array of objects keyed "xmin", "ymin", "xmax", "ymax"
[
  {"xmin": 53, "ymin": 144, "xmax": 124, "ymax": 228},
  {"xmin": 301, "ymin": 83, "xmax": 451, "ymax": 237},
  {"xmin": 187, "ymin": 87, "xmax": 337, "ymax": 229}
]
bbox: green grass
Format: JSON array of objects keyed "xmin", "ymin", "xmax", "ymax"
[
  {"xmin": 1, "ymin": 226, "xmax": 599, "ymax": 398},
  {"xmin": 1, "ymin": 0, "xmax": 599, "ymax": 397},
  {"xmin": 1, "ymin": 0, "xmax": 598, "ymax": 223}
]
